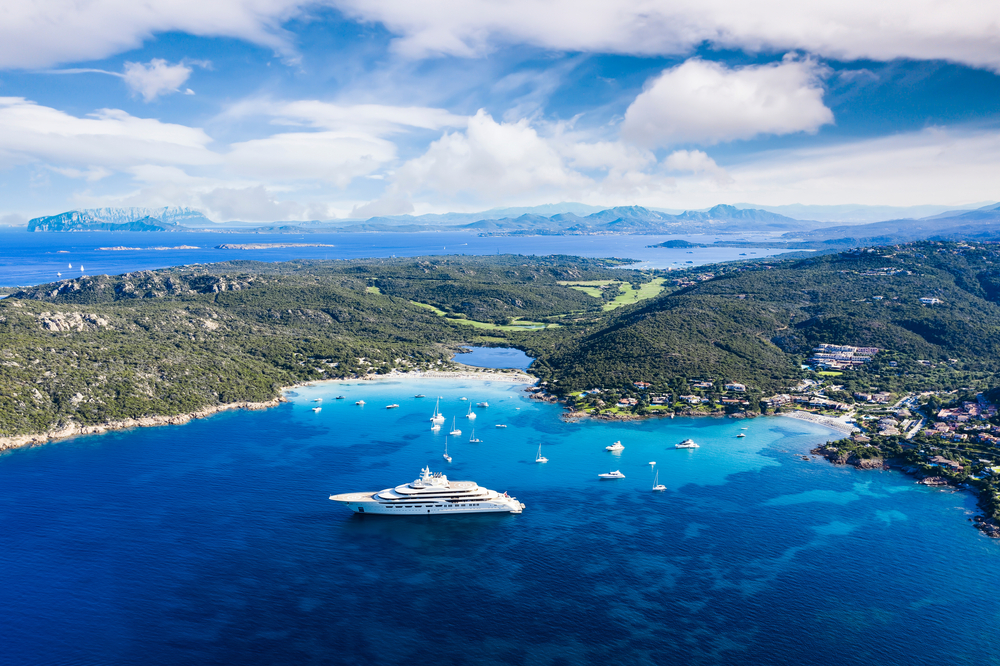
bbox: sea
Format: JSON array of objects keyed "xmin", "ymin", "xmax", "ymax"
[
  {"xmin": 2, "ymin": 376, "xmax": 999, "ymax": 665},
  {"xmin": 0, "ymin": 228, "xmax": 800, "ymax": 288}
]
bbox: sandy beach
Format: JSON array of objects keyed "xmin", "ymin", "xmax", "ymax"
[{"xmin": 777, "ymin": 410, "xmax": 860, "ymax": 435}]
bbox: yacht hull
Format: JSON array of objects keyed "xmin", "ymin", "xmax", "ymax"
[{"xmin": 330, "ymin": 492, "xmax": 523, "ymax": 515}]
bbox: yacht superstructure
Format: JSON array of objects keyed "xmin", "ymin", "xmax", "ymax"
[{"xmin": 330, "ymin": 467, "xmax": 524, "ymax": 515}]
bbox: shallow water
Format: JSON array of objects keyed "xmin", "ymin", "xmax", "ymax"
[{"xmin": 1, "ymin": 378, "xmax": 998, "ymax": 665}]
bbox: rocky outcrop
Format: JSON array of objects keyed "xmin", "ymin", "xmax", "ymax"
[
  {"xmin": 918, "ymin": 476, "xmax": 950, "ymax": 487},
  {"xmin": 847, "ymin": 453, "xmax": 886, "ymax": 469},
  {"xmin": 973, "ymin": 516, "xmax": 1000, "ymax": 538},
  {"xmin": 0, "ymin": 398, "xmax": 285, "ymax": 452}
]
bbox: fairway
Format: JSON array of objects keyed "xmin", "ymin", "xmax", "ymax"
[{"xmin": 559, "ymin": 277, "xmax": 667, "ymax": 310}]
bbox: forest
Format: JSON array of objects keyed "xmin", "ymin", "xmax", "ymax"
[{"xmin": 5, "ymin": 241, "xmax": 1000, "ymax": 436}]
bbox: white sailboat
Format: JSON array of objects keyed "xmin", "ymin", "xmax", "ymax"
[
  {"xmin": 449, "ymin": 417, "xmax": 461, "ymax": 436},
  {"xmin": 443, "ymin": 436, "xmax": 452, "ymax": 462},
  {"xmin": 469, "ymin": 428, "xmax": 481, "ymax": 443},
  {"xmin": 535, "ymin": 443, "xmax": 548, "ymax": 463},
  {"xmin": 430, "ymin": 398, "xmax": 445, "ymax": 424},
  {"xmin": 466, "ymin": 403, "xmax": 477, "ymax": 420},
  {"xmin": 652, "ymin": 469, "xmax": 666, "ymax": 491}
]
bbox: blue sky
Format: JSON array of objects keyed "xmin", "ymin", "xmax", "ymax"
[{"xmin": 0, "ymin": 1, "xmax": 999, "ymax": 223}]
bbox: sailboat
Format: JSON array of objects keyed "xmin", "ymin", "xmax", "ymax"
[
  {"xmin": 652, "ymin": 469, "xmax": 666, "ymax": 491},
  {"xmin": 466, "ymin": 403, "xmax": 477, "ymax": 420},
  {"xmin": 469, "ymin": 428, "xmax": 481, "ymax": 443},
  {"xmin": 449, "ymin": 417, "xmax": 462, "ymax": 436},
  {"xmin": 535, "ymin": 443, "xmax": 548, "ymax": 463},
  {"xmin": 430, "ymin": 398, "xmax": 445, "ymax": 424},
  {"xmin": 443, "ymin": 436, "xmax": 452, "ymax": 462}
]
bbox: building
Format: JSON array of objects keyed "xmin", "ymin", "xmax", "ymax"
[{"xmin": 724, "ymin": 382, "xmax": 746, "ymax": 392}]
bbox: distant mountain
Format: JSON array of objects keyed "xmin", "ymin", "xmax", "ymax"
[
  {"xmin": 730, "ymin": 202, "xmax": 997, "ymax": 223},
  {"xmin": 28, "ymin": 207, "xmax": 212, "ymax": 232},
  {"xmin": 787, "ymin": 204, "xmax": 1000, "ymax": 245}
]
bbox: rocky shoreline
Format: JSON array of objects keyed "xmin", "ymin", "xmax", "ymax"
[
  {"xmin": 0, "ymin": 397, "xmax": 286, "ymax": 453},
  {"xmin": 811, "ymin": 444, "xmax": 1000, "ymax": 539}
]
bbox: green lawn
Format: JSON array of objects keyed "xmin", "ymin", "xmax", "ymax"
[
  {"xmin": 817, "ymin": 371, "xmax": 844, "ymax": 377},
  {"xmin": 409, "ymin": 301, "xmax": 557, "ymax": 330},
  {"xmin": 366, "ymin": 286, "xmax": 381, "ymax": 294},
  {"xmin": 558, "ymin": 277, "xmax": 667, "ymax": 310}
]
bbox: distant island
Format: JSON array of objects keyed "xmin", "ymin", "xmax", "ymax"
[{"xmin": 215, "ymin": 243, "xmax": 337, "ymax": 249}]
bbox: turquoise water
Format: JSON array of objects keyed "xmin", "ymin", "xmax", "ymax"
[
  {"xmin": 2, "ymin": 377, "xmax": 999, "ymax": 665},
  {"xmin": 455, "ymin": 346, "xmax": 535, "ymax": 369}
]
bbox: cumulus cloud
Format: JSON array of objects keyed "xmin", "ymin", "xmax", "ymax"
[
  {"xmin": 335, "ymin": 0, "xmax": 1000, "ymax": 72},
  {"xmin": 663, "ymin": 150, "xmax": 733, "ymax": 185},
  {"xmin": 391, "ymin": 109, "xmax": 591, "ymax": 201},
  {"xmin": 123, "ymin": 59, "xmax": 193, "ymax": 101},
  {"xmin": 621, "ymin": 58, "xmax": 833, "ymax": 148}
]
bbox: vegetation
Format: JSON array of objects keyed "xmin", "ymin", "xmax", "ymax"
[{"xmin": 9, "ymin": 240, "xmax": 1000, "ymax": 437}]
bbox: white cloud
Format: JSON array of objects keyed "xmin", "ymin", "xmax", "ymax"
[
  {"xmin": 123, "ymin": 59, "xmax": 193, "ymax": 101},
  {"xmin": 0, "ymin": 97, "xmax": 218, "ymax": 170},
  {"xmin": 335, "ymin": 0, "xmax": 1000, "ymax": 72},
  {"xmin": 663, "ymin": 150, "xmax": 732, "ymax": 185},
  {"xmin": 226, "ymin": 131, "xmax": 398, "ymax": 187},
  {"xmin": 199, "ymin": 185, "xmax": 332, "ymax": 221},
  {"xmin": 223, "ymin": 98, "xmax": 466, "ymax": 135},
  {"xmin": 621, "ymin": 58, "xmax": 833, "ymax": 148},
  {"xmin": 0, "ymin": 1, "xmax": 305, "ymax": 69},
  {"xmin": 391, "ymin": 109, "xmax": 591, "ymax": 201}
]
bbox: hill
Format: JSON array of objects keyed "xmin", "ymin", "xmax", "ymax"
[{"xmin": 28, "ymin": 207, "xmax": 212, "ymax": 232}]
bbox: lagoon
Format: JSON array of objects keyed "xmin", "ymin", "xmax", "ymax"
[
  {"xmin": 1, "ymin": 377, "xmax": 998, "ymax": 665},
  {"xmin": 454, "ymin": 346, "xmax": 535, "ymax": 369}
]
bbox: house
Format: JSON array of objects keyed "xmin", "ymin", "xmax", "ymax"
[
  {"xmin": 680, "ymin": 395, "xmax": 707, "ymax": 404},
  {"xmin": 632, "ymin": 381, "xmax": 651, "ymax": 389},
  {"xmin": 724, "ymin": 382, "xmax": 746, "ymax": 392},
  {"xmin": 692, "ymin": 381, "xmax": 714, "ymax": 389},
  {"xmin": 919, "ymin": 297, "xmax": 942, "ymax": 305}
]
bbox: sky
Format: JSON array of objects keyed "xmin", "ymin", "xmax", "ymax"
[{"xmin": 1, "ymin": 1, "xmax": 999, "ymax": 223}]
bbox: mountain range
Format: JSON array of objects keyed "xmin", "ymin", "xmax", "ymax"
[{"xmin": 27, "ymin": 207, "xmax": 212, "ymax": 232}]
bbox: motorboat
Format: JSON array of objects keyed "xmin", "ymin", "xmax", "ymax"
[
  {"xmin": 598, "ymin": 470, "xmax": 625, "ymax": 479},
  {"xmin": 495, "ymin": 424, "xmax": 507, "ymax": 428},
  {"xmin": 737, "ymin": 433, "xmax": 746, "ymax": 438},
  {"xmin": 477, "ymin": 402, "xmax": 489, "ymax": 408},
  {"xmin": 676, "ymin": 439, "xmax": 699, "ymax": 449},
  {"xmin": 606, "ymin": 440, "xmax": 624, "ymax": 452},
  {"xmin": 414, "ymin": 394, "xmax": 426, "ymax": 398},
  {"xmin": 355, "ymin": 400, "xmax": 365, "ymax": 406},
  {"xmin": 335, "ymin": 395, "xmax": 345, "ymax": 400},
  {"xmin": 386, "ymin": 404, "xmax": 399, "ymax": 409},
  {"xmin": 312, "ymin": 407, "xmax": 322, "ymax": 413}
]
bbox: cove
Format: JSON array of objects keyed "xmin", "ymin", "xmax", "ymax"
[{"xmin": 1, "ymin": 377, "xmax": 998, "ymax": 666}]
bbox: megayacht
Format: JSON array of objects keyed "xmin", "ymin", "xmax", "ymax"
[{"xmin": 330, "ymin": 467, "xmax": 524, "ymax": 515}]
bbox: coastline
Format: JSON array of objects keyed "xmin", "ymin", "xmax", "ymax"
[{"xmin": 0, "ymin": 368, "xmax": 536, "ymax": 453}]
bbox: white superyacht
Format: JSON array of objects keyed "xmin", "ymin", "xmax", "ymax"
[{"xmin": 330, "ymin": 467, "xmax": 525, "ymax": 515}]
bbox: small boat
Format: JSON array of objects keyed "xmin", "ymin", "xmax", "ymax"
[
  {"xmin": 443, "ymin": 436, "xmax": 452, "ymax": 463},
  {"xmin": 652, "ymin": 470, "xmax": 666, "ymax": 491},
  {"xmin": 477, "ymin": 402, "xmax": 489, "ymax": 408},
  {"xmin": 449, "ymin": 417, "xmax": 461, "ymax": 436},
  {"xmin": 676, "ymin": 439, "xmax": 699, "ymax": 449},
  {"xmin": 495, "ymin": 424, "xmax": 507, "ymax": 428},
  {"xmin": 598, "ymin": 470, "xmax": 625, "ymax": 479},
  {"xmin": 386, "ymin": 404, "xmax": 399, "ymax": 409},
  {"xmin": 430, "ymin": 398, "xmax": 445, "ymax": 424},
  {"xmin": 606, "ymin": 440, "xmax": 624, "ymax": 452},
  {"xmin": 469, "ymin": 428, "xmax": 481, "ymax": 443},
  {"xmin": 648, "ymin": 461, "xmax": 656, "ymax": 466},
  {"xmin": 355, "ymin": 400, "xmax": 365, "ymax": 406},
  {"xmin": 466, "ymin": 403, "xmax": 477, "ymax": 420},
  {"xmin": 312, "ymin": 398, "xmax": 322, "ymax": 403},
  {"xmin": 431, "ymin": 423, "xmax": 441, "ymax": 431},
  {"xmin": 535, "ymin": 443, "xmax": 548, "ymax": 464},
  {"xmin": 312, "ymin": 407, "xmax": 322, "ymax": 413},
  {"xmin": 740, "ymin": 427, "xmax": 748, "ymax": 430},
  {"xmin": 414, "ymin": 394, "xmax": 426, "ymax": 398},
  {"xmin": 460, "ymin": 397, "xmax": 468, "ymax": 401},
  {"xmin": 335, "ymin": 395, "xmax": 345, "ymax": 400},
  {"xmin": 737, "ymin": 433, "xmax": 746, "ymax": 438}
]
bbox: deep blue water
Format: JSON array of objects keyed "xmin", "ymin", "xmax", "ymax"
[
  {"xmin": 455, "ymin": 346, "xmax": 535, "ymax": 369},
  {"xmin": 2, "ymin": 378, "xmax": 998, "ymax": 665},
  {"xmin": 0, "ymin": 228, "xmax": 799, "ymax": 287}
]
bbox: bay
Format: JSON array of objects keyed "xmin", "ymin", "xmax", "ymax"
[
  {"xmin": 0, "ymin": 229, "xmax": 798, "ymax": 287},
  {"xmin": 1, "ymin": 377, "xmax": 998, "ymax": 665}
]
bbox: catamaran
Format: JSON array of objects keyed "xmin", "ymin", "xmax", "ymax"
[{"xmin": 535, "ymin": 443, "xmax": 548, "ymax": 463}]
